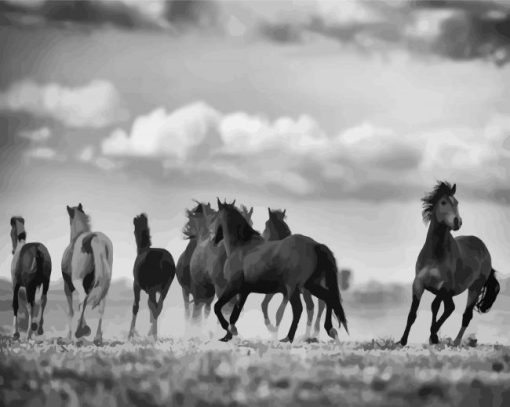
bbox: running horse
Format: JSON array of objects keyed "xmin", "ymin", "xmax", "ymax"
[
  {"xmin": 128, "ymin": 214, "xmax": 176, "ymax": 340},
  {"xmin": 62, "ymin": 204, "xmax": 113, "ymax": 344},
  {"xmin": 260, "ymin": 208, "xmax": 325, "ymax": 338},
  {"xmin": 10, "ymin": 216, "xmax": 52, "ymax": 339},
  {"xmin": 399, "ymin": 182, "xmax": 500, "ymax": 346},
  {"xmin": 212, "ymin": 200, "xmax": 348, "ymax": 343}
]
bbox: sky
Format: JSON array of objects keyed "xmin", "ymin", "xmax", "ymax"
[{"xmin": 1, "ymin": 0, "xmax": 510, "ymax": 285}]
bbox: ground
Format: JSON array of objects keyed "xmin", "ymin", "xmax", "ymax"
[{"xmin": 1, "ymin": 336, "xmax": 509, "ymax": 407}]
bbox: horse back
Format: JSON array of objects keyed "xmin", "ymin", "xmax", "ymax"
[
  {"xmin": 15, "ymin": 243, "xmax": 51, "ymax": 288},
  {"xmin": 176, "ymin": 239, "xmax": 196, "ymax": 288},
  {"xmin": 135, "ymin": 248, "xmax": 175, "ymax": 292}
]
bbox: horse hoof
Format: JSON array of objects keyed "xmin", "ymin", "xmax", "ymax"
[
  {"xmin": 229, "ymin": 325, "xmax": 238, "ymax": 336},
  {"xmin": 429, "ymin": 334, "xmax": 439, "ymax": 345},
  {"xmin": 13, "ymin": 332, "xmax": 20, "ymax": 340},
  {"xmin": 327, "ymin": 328, "xmax": 338, "ymax": 340},
  {"xmin": 37, "ymin": 326, "xmax": 44, "ymax": 336},
  {"xmin": 398, "ymin": 339, "xmax": 407, "ymax": 347},
  {"xmin": 305, "ymin": 337, "xmax": 319, "ymax": 344},
  {"xmin": 219, "ymin": 332, "xmax": 233, "ymax": 342},
  {"xmin": 75, "ymin": 325, "xmax": 91, "ymax": 339},
  {"xmin": 93, "ymin": 338, "xmax": 103, "ymax": 347},
  {"xmin": 30, "ymin": 322, "xmax": 38, "ymax": 332},
  {"xmin": 453, "ymin": 339, "xmax": 461, "ymax": 347},
  {"xmin": 279, "ymin": 337, "xmax": 292, "ymax": 343}
]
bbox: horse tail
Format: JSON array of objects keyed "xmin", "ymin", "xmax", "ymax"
[
  {"xmin": 36, "ymin": 244, "xmax": 52, "ymax": 295},
  {"xmin": 476, "ymin": 268, "xmax": 500, "ymax": 313},
  {"xmin": 87, "ymin": 236, "xmax": 113, "ymax": 309},
  {"xmin": 315, "ymin": 244, "xmax": 348, "ymax": 334}
]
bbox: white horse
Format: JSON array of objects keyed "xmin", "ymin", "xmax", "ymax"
[{"xmin": 62, "ymin": 203, "xmax": 113, "ymax": 345}]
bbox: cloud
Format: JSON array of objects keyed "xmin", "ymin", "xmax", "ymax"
[
  {"xmin": 94, "ymin": 101, "xmax": 510, "ymax": 201},
  {"xmin": 25, "ymin": 146, "xmax": 58, "ymax": 160},
  {"xmin": 18, "ymin": 126, "xmax": 51, "ymax": 142},
  {"xmin": 0, "ymin": 79, "xmax": 128, "ymax": 128}
]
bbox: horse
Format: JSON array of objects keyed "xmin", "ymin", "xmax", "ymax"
[
  {"xmin": 188, "ymin": 200, "xmax": 253, "ymax": 324},
  {"xmin": 128, "ymin": 214, "xmax": 176, "ymax": 340},
  {"xmin": 211, "ymin": 199, "xmax": 348, "ymax": 343},
  {"xmin": 176, "ymin": 202, "xmax": 203, "ymax": 321},
  {"xmin": 399, "ymin": 182, "xmax": 500, "ymax": 346},
  {"xmin": 260, "ymin": 208, "xmax": 326, "ymax": 338},
  {"xmin": 10, "ymin": 217, "xmax": 52, "ymax": 340},
  {"xmin": 62, "ymin": 203, "xmax": 113, "ymax": 345}
]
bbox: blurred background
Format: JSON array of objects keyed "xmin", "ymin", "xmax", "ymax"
[{"xmin": 1, "ymin": 0, "xmax": 509, "ymax": 344}]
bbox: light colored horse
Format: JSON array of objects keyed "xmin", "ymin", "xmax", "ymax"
[
  {"xmin": 62, "ymin": 204, "xmax": 113, "ymax": 344},
  {"xmin": 399, "ymin": 182, "xmax": 500, "ymax": 346},
  {"xmin": 10, "ymin": 217, "xmax": 52, "ymax": 340},
  {"xmin": 260, "ymin": 208, "xmax": 326, "ymax": 339}
]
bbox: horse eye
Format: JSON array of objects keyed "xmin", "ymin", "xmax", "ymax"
[{"xmin": 441, "ymin": 201, "xmax": 446, "ymax": 205}]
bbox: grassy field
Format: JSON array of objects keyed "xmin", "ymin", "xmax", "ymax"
[{"xmin": 1, "ymin": 336, "xmax": 510, "ymax": 407}]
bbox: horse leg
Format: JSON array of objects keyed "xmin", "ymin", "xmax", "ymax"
[
  {"xmin": 128, "ymin": 282, "xmax": 141, "ymax": 339},
  {"xmin": 314, "ymin": 300, "xmax": 326, "ymax": 337},
  {"xmin": 182, "ymin": 288, "xmax": 191, "ymax": 321},
  {"xmin": 94, "ymin": 298, "xmax": 106, "ymax": 346},
  {"xmin": 430, "ymin": 296, "xmax": 454, "ymax": 343},
  {"xmin": 429, "ymin": 295, "xmax": 442, "ymax": 344},
  {"xmin": 213, "ymin": 286, "xmax": 240, "ymax": 342},
  {"xmin": 275, "ymin": 296, "xmax": 289, "ymax": 333},
  {"xmin": 399, "ymin": 278, "xmax": 424, "ymax": 346},
  {"xmin": 304, "ymin": 283, "xmax": 336, "ymax": 339},
  {"xmin": 12, "ymin": 283, "xmax": 20, "ymax": 340},
  {"xmin": 75, "ymin": 295, "xmax": 91, "ymax": 339},
  {"xmin": 147, "ymin": 289, "xmax": 158, "ymax": 340},
  {"xmin": 281, "ymin": 290, "xmax": 303, "ymax": 343},
  {"xmin": 454, "ymin": 288, "xmax": 479, "ymax": 346},
  {"xmin": 204, "ymin": 298, "xmax": 213, "ymax": 320},
  {"xmin": 26, "ymin": 285, "xmax": 37, "ymax": 340},
  {"xmin": 229, "ymin": 291, "xmax": 249, "ymax": 336},
  {"xmin": 302, "ymin": 290, "xmax": 315, "ymax": 339},
  {"xmin": 64, "ymin": 281, "xmax": 74, "ymax": 340},
  {"xmin": 37, "ymin": 282, "xmax": 49, "ymax": 336},
  {"xmin": 75, "ymin": 283, "xmax": 91, "ymax": 338},
  {"xmin": 261, "ymin": 293, "xmax": 277, "ymax": 332},
  {"xmin": 191, "ymin": 300, "xmax": 204, "ymax": 325}
]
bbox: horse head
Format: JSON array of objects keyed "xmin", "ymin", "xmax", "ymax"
[{"xmin": 422, "ymin": 181, "xmax": 462, "ymax": 231}]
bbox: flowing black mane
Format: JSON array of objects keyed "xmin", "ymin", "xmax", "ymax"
[
  {"xmin": 225, "ymin": 204, "xmax": 260, "ymax": 242},
  {"xmin": 134, "ymin": 213, "xmax": 151, "ymax": 249},
  {"xmin": 421, "ymin": 181, "xmax": 456, "ymax": 223},
  {"xmin": 268, "ymin": 210, "xmax": 291, "ymax": 238}
]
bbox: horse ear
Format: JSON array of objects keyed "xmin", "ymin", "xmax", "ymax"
[
  {"xmin": 78, "ymin": 203, "xmax": 83, "ymax": 212},
  {"xmin": 283, "ymin": 209, "xmax": 286, "ymax": 217},
  {"xmin": 268, "ymin": 207, "xmax": 271, "ymax": 216},
  {"xmin": 66, "ymin": 205, "xmax": 73, "ymax": 217},
  {"xmin": 451, "ymin": 184, "xmax": 456, "ymax": 195},
  {"xmin": 249, "ymin": 207, "xmax": 254, "ymax": 216},
  {"xmin": 217, "ymin": 197, "xmax": 223, "ymax": 210},
  {"xmin": 231, "ymin": 199, "xmax": 236, "ymax": 206}
]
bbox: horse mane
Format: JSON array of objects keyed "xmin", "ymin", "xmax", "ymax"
[
  {"xmin": 225, "ymin": 204, "xmax": 260, "ymax": 242},
  {"xmin": 182, "ymin": 201, "xmax": 210, "ymax": 239},
  {"xmin": 421, "ymin": 181, "xmax": 456, "ymax": 223},
  {"xmin": 134, "ymin": 213, "xmax": 151, "ymax": 249},
  {"xmin": 75, "ymin": 210, "xmax": 92, "ymax": 232},
  {"xmin": 239, "ymin": 205, "xmax": 253, "ymax": 226},
  {"xmin": 268, "ymin": 210, "xmax": 291, "ymax": 238}
]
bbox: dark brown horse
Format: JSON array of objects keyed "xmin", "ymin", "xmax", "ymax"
[
  {"xmin": 260, "ymin": 208, "xmax": 325, "ymax": 338},
  {"xmin": 176, "ymin": 202, "xmax": 203, "ymax": 321},
  {"xmin": 10, "ymin": 217, "xmax": 52, "ymax": 340},
  {"xmin": 399, "ymin": 182, "xmax": 500, "ymax": 346},
  {"xmin": 128, "ymin": 214, "xmax": 176, "ymax": 340},
  {"xmin": 212, "ymin": 200, "xmax": 348, "ymax": 343}
]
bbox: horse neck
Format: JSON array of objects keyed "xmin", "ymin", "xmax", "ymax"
[
  {"xmin": 13, "ymin": 236, "xmax": 26, "ymax": 254},
  {"xmin": 136, "ymin": 230, "xmax": 151, "ymax": 254},
  {"xmin": 423, "ymin": 217, "xmax": 454, "ymax": 260},
  {"xmin": 70, "ymin": 219, "xmax": 89, "ymax": 242}
]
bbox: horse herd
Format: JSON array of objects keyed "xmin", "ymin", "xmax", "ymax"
[{"xmin": 8, "ymin": 181, "xmax": 501, "ymax": 346}]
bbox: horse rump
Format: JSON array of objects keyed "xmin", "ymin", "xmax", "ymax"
[{"xmin": 476, "ymin": 268, "xmax": 500, "ymax": 313}]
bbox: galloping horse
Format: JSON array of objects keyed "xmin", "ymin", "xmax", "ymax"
[
  {"xmin": 399, "ymin": 182, "xmax": 500, "ymax": 346},
  {"xmin": 176, "ymin": 202, "xmax": 203, "ymax": 321},
  {"xmin": 260, "ymin": 208, "xmax": 325, "ymax": 338},
  {"xmin": 62, "ymin": 204, "xmax": 113, "ymax": 344},
  {"xmin": 188, "ymin": 201, "xmax": 253, "ymax": 324},
  {"xmin": 129, "ymin": 214, "xmax": 176, "ymax": 340},
  {"xmin": 212, "ymin": 200, "xmax": 348, "ymax": 343},
  {"xmin": 10, "ymin": 217, "xmax": 52, "ymax": 339}
]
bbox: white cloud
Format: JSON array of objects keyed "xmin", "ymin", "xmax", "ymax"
[
  {"xmin": 102, "ymin": 103, "xmax": 221, "ymax": 160},
  {"xmin": 25, "ymin": 147, "xmax": 58, "ymax": 160},
  {"xmin": 95, "ymin": 101, "xmax": 510, "ymax": 200},
  {"xmin": 19, "ymin": 126, "xmax": 51, "ymax": 142},
  {"xmin": 0, "ymin": 79, "xmax": 128, "ymax": 128}
]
